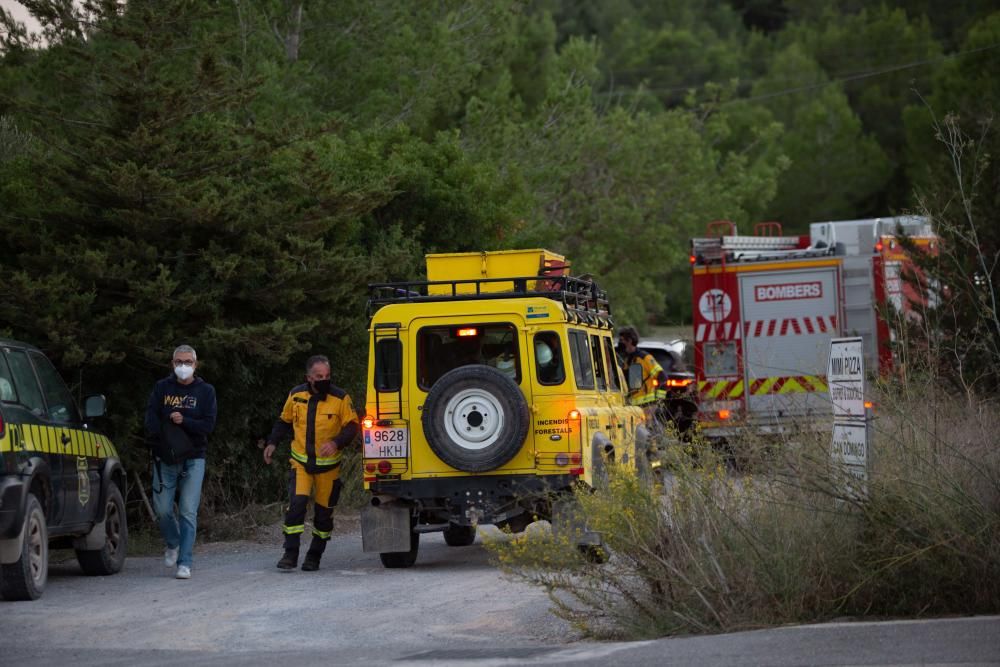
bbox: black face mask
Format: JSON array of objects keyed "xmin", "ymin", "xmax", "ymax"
[{"xmin": 311, "ymin": 379, "xmax": 331, "ymax": 396}]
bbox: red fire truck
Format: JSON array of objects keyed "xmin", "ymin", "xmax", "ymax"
[
  {"xmin": 689, "ymin": 216, "xmax": 936, "ymax": 439},
  {"xmin": 810, "ymin": 216, "xmax": 938, "ymax": 376}
]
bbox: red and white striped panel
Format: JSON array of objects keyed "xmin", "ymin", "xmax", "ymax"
[
  {"xmin": 695, "ymin": 316, "xmax": 838, "ymax": 341},
  {"xmin": 742, "ymin": 315, "xmax": 837, "ymax": 338},
  {"xmin": 694, "ymin": 321, "xmax": 743, "ymax": 342}
]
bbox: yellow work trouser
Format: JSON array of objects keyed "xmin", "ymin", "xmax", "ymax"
[{"xmin": 282, "ymin": 459, "xmax": 342, "ymax": 554}]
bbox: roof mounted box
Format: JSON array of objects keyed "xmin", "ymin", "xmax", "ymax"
[{"xmin": 425, "ymin": 249, "xmax": 568, "ymax": 295}]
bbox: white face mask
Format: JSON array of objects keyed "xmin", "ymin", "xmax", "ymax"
[{"xmin": 174, "ymin": 365, "xmax": 195, "ymax": 381}]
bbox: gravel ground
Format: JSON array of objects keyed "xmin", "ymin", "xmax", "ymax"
[{"xmin": 3, "ymin": 516, "xmax": 580, "ymax": 664}]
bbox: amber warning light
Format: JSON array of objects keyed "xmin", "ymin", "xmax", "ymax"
[
  {"xmin": 456, "ymin": 327, "xmax": 479, "ymax": 337},
  {"xmin": 362, "ymin": 416, "xmax": 374, "ymax": 429}
]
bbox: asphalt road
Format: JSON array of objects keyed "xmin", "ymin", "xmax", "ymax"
[{"xmin": 1, "ymin": 524, "xmax": 997, "ymax": 667}]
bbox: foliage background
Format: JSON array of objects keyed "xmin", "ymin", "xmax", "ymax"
[{"xmin": 0, "ymin": 0, "xmax": 996, "ymax": 512}]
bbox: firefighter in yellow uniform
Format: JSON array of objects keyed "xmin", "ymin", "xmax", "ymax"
[
  {"xmin": 263, "ymin": 355, "xmax": 358, "ymax": 571},
  {"xmin": 617, "ymin": 326, "xmax": 668, "ymax": 411}
]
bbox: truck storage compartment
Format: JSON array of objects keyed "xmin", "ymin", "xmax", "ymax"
[{"xmin": 426, "ymin": 249, "xmax": 567, "ymax": 295}]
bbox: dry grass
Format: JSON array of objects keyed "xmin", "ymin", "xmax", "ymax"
[{"xmin": 485, "ymin": 384, "xmax": 1000, "ymax": 639}]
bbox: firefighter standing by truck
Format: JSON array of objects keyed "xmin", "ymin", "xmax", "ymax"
[
  {"xmin": 617, "ymin": 326, "xmax": 668, "ymax": 422},
  {"xmin": 263, "ymin": 355, "xmax": 359, "ymax": 571}
]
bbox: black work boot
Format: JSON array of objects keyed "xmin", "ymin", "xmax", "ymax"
[
  {"xmin": 301, "ymin": 552, "xmax": 322, "ymax": 571},
  {"xmin": 276, "ymin": 549, "xmax": 299, "ymax": 570}
]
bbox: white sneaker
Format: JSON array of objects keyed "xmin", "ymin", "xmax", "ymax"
[
  {"xmin": 164, "ymin": 546, "xmax": 179, "ymax": 568},
  {"xmin": 175, "ymin": 565, "xmax": 191, "ymax": 579}
]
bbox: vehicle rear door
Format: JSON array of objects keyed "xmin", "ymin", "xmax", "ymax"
[{"xmin": 739, "ymin": 264, "xmax": 841, "ymax": 419}]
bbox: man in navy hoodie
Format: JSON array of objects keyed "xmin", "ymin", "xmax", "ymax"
[{"xmin": 144, "ymin": 344, "xmax": 217, "ymax": 579}]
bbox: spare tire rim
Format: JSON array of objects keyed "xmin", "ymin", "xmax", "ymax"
[{"xmin": 443, "ymin": 388, "xmax": 506, "ymax": 451}]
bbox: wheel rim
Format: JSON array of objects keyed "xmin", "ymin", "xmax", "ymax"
[
  {"xmin": 442, "ymin": 388, "xmax": 505, "ymax": 451},
  {"xmin": 27, "ymin": 510, "xmax": 45, "ymax": 585},
  {"xmin": 105, "ymin": 497, "xmax": 121, "ymax": 556}
]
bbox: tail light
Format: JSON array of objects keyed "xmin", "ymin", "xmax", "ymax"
[
  {"xmin": 718, "ymin": 409, "xmax": 732, "ymax": 420},
  {"xmin": 377, "ymin": 460, "xmax": 392, "ymax": 475}
]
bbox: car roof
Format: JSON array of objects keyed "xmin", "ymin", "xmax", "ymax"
[
  {"xmin": 637, "ymin": 339, "xmax": 687, "ymax": 354},
  {"xmin": 0, "ymin": 339, "xmax": 41, "ymax": 352}
]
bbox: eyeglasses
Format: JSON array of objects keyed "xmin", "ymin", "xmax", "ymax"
[{"xmin": 172, "ymin": 360, "xmax": 195, "ymax": 367}]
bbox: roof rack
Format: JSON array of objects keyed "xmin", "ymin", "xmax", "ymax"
[{"xmin": 366, "ymin": 275, "xmax": 614, "ymax": 326}]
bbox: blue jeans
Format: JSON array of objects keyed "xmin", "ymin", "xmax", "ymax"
[{"xmin": 152, "ymin": 458, "xmax": 205, "ymax": 568}]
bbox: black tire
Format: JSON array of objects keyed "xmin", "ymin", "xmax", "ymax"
[
  {"xmin": 75, "ymin": 483, "xmax": 127, "ymax": 576},
  {"xmin": 379, "ymin": 529, "xmax": 419, "ymax": 568},
  {"xmin": 443, "ymin": 523, "xmax": 477, "ymax": 547},
  {"xmin": 578, "ymin": 543, "xmax": 608, "ymax": 564},
  {"xmin": 0, "ymin": 493, "xmax": 48, "ymax": 601},
  {"xmin": 422, "ymin": 365, "xmax": 530, "ymax": 472}
]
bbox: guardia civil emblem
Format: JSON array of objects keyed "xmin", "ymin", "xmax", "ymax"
[{"xmin": 77, "ymin": 456, "xmax": 90, "ymax": 506}]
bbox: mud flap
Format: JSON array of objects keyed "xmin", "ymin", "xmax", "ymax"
[
  {"xmin": 360, "ymin": 504, "xmax": 412, "ymax": 553},
  {"xmin": 0, "ymin": 522, "xmax": 25, "ymax": 565},
  {"xmin": 551, "ymin": 497, "xmax": 602, "ymax": 547},
  {"xmin": 72, "ymin": 520, "xmax": 106, "ymax": 551}
]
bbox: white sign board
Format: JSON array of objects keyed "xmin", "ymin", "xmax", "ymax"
[
  {"xmin": 832, "ymin": 422, "xmax": 867, "ymax": 466},
  {"xmin": 828, "ymin": 337, "xmax": 865, "ymax": 419}
]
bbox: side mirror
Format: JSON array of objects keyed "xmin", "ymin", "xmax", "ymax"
[
  {"xmin": 84, "ymin": 394, "xmax": 107, "ymax": 419},
  {"xmin": 627, "ymin": 364, "xmax": 643, "ymax": 392}
]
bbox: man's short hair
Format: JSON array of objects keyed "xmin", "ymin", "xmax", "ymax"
[
  {"xmin": 306, "ymin": 355, "xmax": 330, "ymax": 373},
  {"xmin": 173, "ymin": 344, "xmax": 197, "ymax": 360},
  {"xmin": 618, "ymin": 326, "xmax": 639, "ymax": 346}
]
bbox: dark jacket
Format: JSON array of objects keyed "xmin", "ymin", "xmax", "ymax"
[{"xmin": 144, "ymin": 375, "xmax": 217, "ymax": 459}]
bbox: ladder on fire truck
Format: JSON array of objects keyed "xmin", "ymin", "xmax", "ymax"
[{"xmin": 691, "ymin": 221, "xmax": 835, "ymax": 265}]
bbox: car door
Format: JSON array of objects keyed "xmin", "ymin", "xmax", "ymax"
[
  {"xmin": 2, "ymin": 346, "xmax": 67, "ymax": 526},
  {"xmin": 28, "ymin": 351, "xmax": 97, "ymax": 527}
]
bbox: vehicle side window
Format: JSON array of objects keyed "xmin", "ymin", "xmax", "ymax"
[
  {"xmin": 4, "ymin": 349, "xmax": 46, "ymax": 416},
  {"xmin": 0, "ymin": 353, "xmax": 17, "ymax": 402},
  {"xmin": 29, "ymin": 351, "xmax": 81, "ymax": 424},
  {"xmin": 533, "ymin": 331, "xmax": 565, "ymax": 385},
  {"xmin": 568, "ymin": 330, "xmax": 594, "ymax": 390},
  {"xmin": 602, "ymin": 338, "xmax": 621, "ymax": 391},
  {"xmin": 374, "ymin": 339, "xmax": 403, "ymax": 392},
  {"xmin": 589, "ymin": 334, "xmax": 607, "ymax": 391}
]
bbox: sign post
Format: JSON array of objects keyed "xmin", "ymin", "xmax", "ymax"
[{"xmin": 828, "ymin": 337, "xmax": 869, "ymax": 499}]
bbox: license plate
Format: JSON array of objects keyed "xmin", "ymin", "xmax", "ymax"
[{"xmin": 363, "ymin": 425, "xmax": 409, "ymax": 458}]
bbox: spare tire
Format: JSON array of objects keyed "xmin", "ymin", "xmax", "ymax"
[{"xmin": 422, "ymin": 365, "xmax": 530, "ymax": 472}]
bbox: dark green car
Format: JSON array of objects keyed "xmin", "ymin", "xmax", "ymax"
[{"xmin": 0, "ymin": 339, "xmax": 127, "ymax": 601}]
